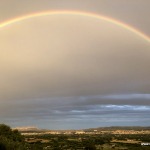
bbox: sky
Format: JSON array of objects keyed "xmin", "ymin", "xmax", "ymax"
[{"xmin": 0, "ymin": 0, "xmax": 150, "ymax": 129}]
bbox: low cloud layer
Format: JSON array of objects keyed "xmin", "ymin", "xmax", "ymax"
[{"xmin": 1, "ymin": 94, "xmax": 150, "ymax": 129}]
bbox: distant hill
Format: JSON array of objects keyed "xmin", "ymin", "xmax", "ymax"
[
  {"xmin": 12, "ymin": 126, "xmax": 41, "ymax": 132},
  {"xmin": 84, "ymin": 126, "xmax": 150, "ymax": 131},
  {"xmin": 13, "ymin": 126, "xmax": 150, "ymax": 133}
]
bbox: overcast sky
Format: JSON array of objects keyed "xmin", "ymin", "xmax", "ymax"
[{"xmin": 0, "ymin": 0, "xmax": 150, "ymax": 129}]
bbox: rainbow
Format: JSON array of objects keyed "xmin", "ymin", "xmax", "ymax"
[{"xmin": 0, "ymin": 10, "xmax": 150, "ymax": 43}]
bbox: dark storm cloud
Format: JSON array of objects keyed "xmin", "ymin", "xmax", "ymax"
[
  {"xmin": 1, "ymin": 94, "xmax": 150, "ymax": 118},
  {"xmin": 1, "ymin": 96, "xmax": 150, "ymax": 129}
]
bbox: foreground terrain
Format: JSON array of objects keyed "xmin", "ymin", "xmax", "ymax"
[{"xmin": 1, "ymin": 124, "xmax": 150, "ymax": 150}]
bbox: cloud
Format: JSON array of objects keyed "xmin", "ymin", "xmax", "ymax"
[{"xmin": 1, "ymin": 101, "xmax": 150, "ymax": 129}]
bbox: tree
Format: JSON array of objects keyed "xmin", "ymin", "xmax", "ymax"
[{"xmin": 0, "ymin": 124, "xmax": 27, "ymax": 150}]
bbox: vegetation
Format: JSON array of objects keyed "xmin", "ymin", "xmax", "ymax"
[
  {"xmin": 0, "ymin": 124, "xmax": 150, "ymax": 149},
  {"xmin": 0, "ymin": 124, "xmax": 27, "ymax": 150}
]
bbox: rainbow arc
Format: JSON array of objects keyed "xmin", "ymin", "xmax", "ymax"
[{"xmin": 0, "ymin": 10, "xmax": 150, "ymax": 43}]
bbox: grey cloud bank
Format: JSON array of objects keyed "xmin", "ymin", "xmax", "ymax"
[{"xmin": 1, "ymin": 94, "xmax": 150, "ymax": 129}]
